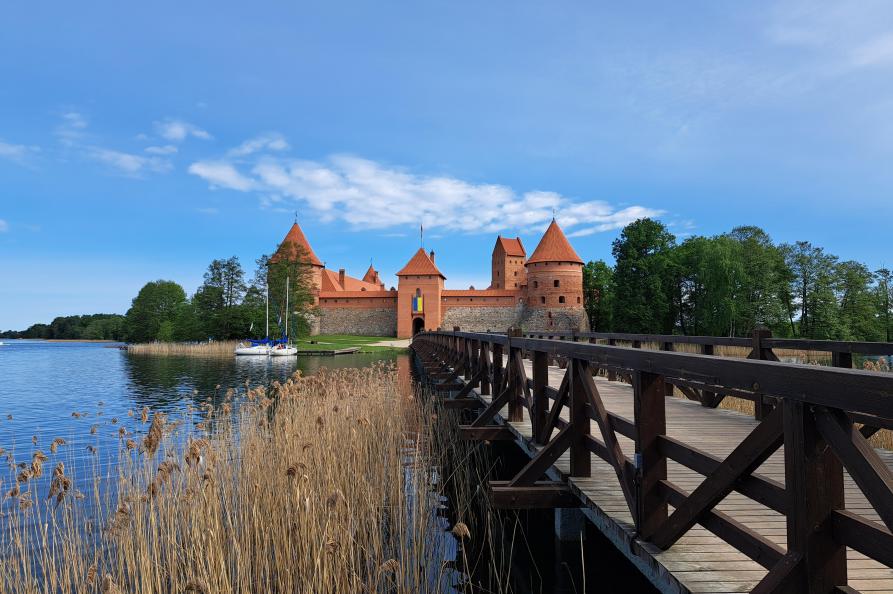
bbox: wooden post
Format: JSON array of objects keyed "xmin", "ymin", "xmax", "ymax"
[
  {"xmin": 532, "ymin": 350, "xmax": 549, "ymax": 444},
  {"xmin": 470, "ymin": 339, "xmax": 480, "ymax": 388},
  {"xmin": 831, "ymin": 351, "xmax": 853, "ymax": 369},
  {"xmin": 508, "ymin": 328, "xmax": 524, "ymax": 422},
  {"xmin": 782, "ymin": 400, "xmax": 846, "ymax": 592},
  {"xmin": 463, "ymin": 337, "xmax": 471, "ymax": 381},
  {"xmin": 634, "ymin": 370, "xmax": 667, "ymax": 538},
  {"xmin": 570, "ymin": 359, "xmax": 591, "ymax": 477},
  {"xmin": 480, "ymin": 341, "xmax": 491, "ymax": 396},
  {"xmin": 492, "ymin": 342, "xmax": 504, "ymax": 396},
  {"xmin": 701, "ymin": 343, "xmax": 716, "ymax": 407},
  {"xmin": 660, "ymin": 341, "xmax": 675, "ymax": 396},
  {"xmin": 607, "ymin": 338, "xmax": 618, "ymax": 381},
  {"xmin": 750, "ymin": 328, "xmax": 774, "ymax": 420}
]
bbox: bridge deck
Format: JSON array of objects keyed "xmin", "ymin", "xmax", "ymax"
[{"xmin": 474, "ymin": 359, "xmax": 893, "ymax": 594}]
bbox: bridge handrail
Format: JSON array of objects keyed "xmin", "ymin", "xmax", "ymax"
[
  {"xmin": 411, "ymin": 329, "xmax": 893, "ymax": 591},
  {"xmin": 518, "ymin": 330, "xmax": 893, "ymax": 357}
]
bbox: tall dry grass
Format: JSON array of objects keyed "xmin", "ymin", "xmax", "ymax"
[
  {"xmin": 0, "ymin": 363, "xmax": 492, "ymax": 593},
  {"xmin": 126, "ymin": 341, "xmax": 240, "ymax": 357}
]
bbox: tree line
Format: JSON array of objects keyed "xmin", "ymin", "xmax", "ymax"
[
  {"xmin": 582, "ymin": 218, "xmax": 893, "ymax": 341},
  {"xmin": 0, "ymin": 314, "xmax": 126, "ymax": 340},
  {"xmin": 122, "ymin": 242, "xmax": 315, "ymax": 344}
]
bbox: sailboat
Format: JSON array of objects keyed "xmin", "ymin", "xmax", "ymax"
[
  {"xmin": 270, "ymin": 276, "xmax": 298, "ymax": 357},
  {"xmin": 235, "ymin": 286, "xmax": 272, "ymax": 356}
]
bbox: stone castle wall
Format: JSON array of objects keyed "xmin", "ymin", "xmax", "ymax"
[
  {"xmin": 520, "ymin": 307, "xmax": 589, "ymax": 333},
  {"xmin": 441, "ymin": 305, "xmax": 526, "ymax": 332},
  {"xmin": 318, "ymin": 307, "xmax": 397, "ymax": 336}
]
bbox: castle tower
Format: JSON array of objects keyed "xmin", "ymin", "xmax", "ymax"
[
  {"xmin": 396, "ymin": 248, "xmax": 445, "ymax": 337},
  {"xmin": 489, "ymin": 236, "xmax": 526, "ymax": 290},
  {"xmin": 525, "ymin": 219, "xmax": 588, "ymax": 330},
  {"xmin": 270, "ymin": 222, "xmax": 326, "ymax": 296}
]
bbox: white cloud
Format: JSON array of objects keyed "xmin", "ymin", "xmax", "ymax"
[
  {"xmin": 145, "ymin": 144, "xmax": 178, "ymax": 155},
  {"xmin": 188, "ymin": 160, "xmax": 256, "ymax": 191},
  {"xmin": 0, "ymin": 219, "xmax": 8, "ymax": 233},
  {"xmin": 154, "ymin": 119, "xmax": 212, "ymax": 142},
  {"xmin": 55, "ymin": 112, "xmax": 88, "ymax": 146},
  {"xmin": 190, "ymin": 151, "xmax": 661, "ymax": 235},
  {"xmin": 0, "ymin": 140, "xmax": 38, "ymax": 163},
  {"xmin": 228, "ymin": 133, "xmax": 289, "ymax": 157},
  {"xmin": 88, "ymin": 147, "xmax": 172, "ymax": 176}
]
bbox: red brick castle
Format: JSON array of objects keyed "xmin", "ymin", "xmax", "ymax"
[{"xmin": 272, "ymin": 219, "xmax": 589, "ymax": 338}]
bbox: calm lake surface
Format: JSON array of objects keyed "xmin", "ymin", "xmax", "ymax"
[{"xmin": 0, "ymin": 340, "xmax": 404, "ymax": 499}]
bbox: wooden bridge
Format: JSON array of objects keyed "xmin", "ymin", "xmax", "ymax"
[{"xmin": 411, "ymin": 329, "xmax": 893, "ymax": 594}]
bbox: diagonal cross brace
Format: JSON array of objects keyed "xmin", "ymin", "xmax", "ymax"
[{"xmin": 650, "ymin": 405, "xmax": 784, "ymax": 550}]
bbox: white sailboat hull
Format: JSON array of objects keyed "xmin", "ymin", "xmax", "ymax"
[
  {"xmin": 235, "ymin": 345, "xmax": 271, "ymax": 356},
  {"xmin": 270, "ymin": 346, "xmax": 298, "ymax": 356}
]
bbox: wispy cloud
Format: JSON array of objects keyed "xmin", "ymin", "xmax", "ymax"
[
  {"xmin": 154, "ymin": 119, "xmax": 212, "ymax": 142},
  {"xmin": 0, "ymin": 140, "xmax": 39, "ymax": 163},
  {"xmin": 228, "ymin": 133, "xmax": 289, "ymax": 157},
  {"xmin": 55, "ymin": 111, "xmax": 88, "ymax": 146},
  {"xmin": 189, "ymin": 142, "xmax": 662, "ymax": 236},
  {"xmin": 88, "ymin": 147, "xmax": 172, "ymax": 177},
  {"xmin": 188, "ymin": 160, "xmax": 256, "ymax": 191},
  {"xmin": 0, "ymin": 219, "xmax": 8, "ymax": 233},
  {"xmin": 145, "ymin": 144, "xmax": 178, "ymax": 155}
]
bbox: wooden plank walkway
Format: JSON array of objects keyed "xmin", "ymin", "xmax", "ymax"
[{"xmin": 470, "ymin": 358, "xmax": 893, "ymax": 594}]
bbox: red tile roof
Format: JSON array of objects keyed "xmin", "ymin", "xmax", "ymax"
[
  {"xmin": 270, "ymin": 222, "xmax": 323, "ymax": 267},
  {"xmin": 321, "ymin": 269, "xmax": 384, "ymax": 292},
  {"xmin": 496, "ymin": 236, "xmax": 526, "ymax": 257},
  {"xmin": 362, "ymin": 264, "xmax": 379, "ymax": 284},
  {"xmin": 442, "ymin": 289, "xmax": 520, "ymax": 297},
  {"xmin": 396, "ymin": 248, "xmax": 445, "ymax": 278},
  {"xmin": 526, "ymin": 219, "xmax": 584, "ymax": 265}
]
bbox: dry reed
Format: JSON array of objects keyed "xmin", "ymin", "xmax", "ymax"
[
  {"xmin": 0, "ymin": 363, "xmax": 491, "ymax": 593},
  {"xmin": 126, "ymin": 340, "xmax": 240, "ymax": 357}
]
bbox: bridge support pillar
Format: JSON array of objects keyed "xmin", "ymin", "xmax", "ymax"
[{"xmin": 554, "ymin": 507, "xmax": 586, "ymax": 542}]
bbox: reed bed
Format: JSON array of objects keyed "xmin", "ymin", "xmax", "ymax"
[
  {"xmin": 0, "ymin": 364, "xmax": 493, "ymax": 593},
  {"xmin": 126, "ymin": 340, "xmax": 240, "ymax": 357}
]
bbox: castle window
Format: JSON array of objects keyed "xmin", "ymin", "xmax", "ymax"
[
  {"xmin": 513, "ymin": 271, "xmax": 517, "ymax": 276},
  {"xmin": 559, "ymin": 296, "xmax": 566, "ymax": 304},
  {"xmin": 514, "ymin": 283, "xmax": 517, "ymax": 288},
  {"xmin": 540, "ymin": 296, "xmax": 546, "ymax": 304},
  {"xmin": 577, "ymin": 296, "xmax": 581, "ymax": 303},
  {"xmin": 554, "ymin": 279, "xmax": 560, "ymax": 288},
  {"xmin": 533, "ymin": 281, "xmax": 539, "ymax": 288}
]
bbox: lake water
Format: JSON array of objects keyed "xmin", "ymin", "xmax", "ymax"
[{"xmin": 0, "ymin": 340, "xmax": 404, "ymax": 512}]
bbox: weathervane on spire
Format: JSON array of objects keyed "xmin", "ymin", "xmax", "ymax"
[
  {"xmin": 420, "ymin": 222, "xmax": 424, "ymax": 249},
  {"xmin": 294, "ymin": 210, "xmax": 298, "ymax": 224},
  {"xmin": 552, "ymin": 207, "xmax": 557, "ymax": 220}
]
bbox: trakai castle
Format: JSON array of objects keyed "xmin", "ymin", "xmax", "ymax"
[{"xmin": 272, "ymin": 219, "xmax": 589, "ymax": 338}]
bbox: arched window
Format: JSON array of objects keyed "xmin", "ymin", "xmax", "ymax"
[
  {"xmin": 540, "ymin": 296, "xmax": 546, "ymax": 304},
  {"xmin": 558, "ymin": 296, "xmax": 566, "ymax": 304},
  {"xmin": 554, "ymin": 279, "xmax": 560, "ymax": 288},
  {"xmin": 533, "ymin": 281, "xmax": 539, "ymax": 288}
]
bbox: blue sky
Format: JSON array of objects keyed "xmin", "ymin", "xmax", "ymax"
[{"xmin": 2, "ymin": 1, "xmax": 893, "ymax": 329}]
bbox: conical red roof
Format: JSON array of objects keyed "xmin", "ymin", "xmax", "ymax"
[
  {"xmin": 362, "ymin": 264, "xmax": 379, "ymax": 284},
  {"xmin": 271, "ymin": 222, "xmax": 324, "ymax": 267},
  {"xmin": 526, "ymin": 219, "xmax": 583, "ymax": 265},
  {"xmin": 396, "ymin": 248, "xmax": 445, "ymax": 278}
]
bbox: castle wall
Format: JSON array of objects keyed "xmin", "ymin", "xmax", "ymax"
[
  {"xmin": 441, "ymin": 304, "xmax": 526, "ymax": 332},
  {"xmin": 317, "ymin": 292, "xmax": 398, "ymax": 336},
  {"xmin": 318, "ymin": 307, "xmax": 397, "ymax": 336},
  {"xmin": 519, "ymin": 306, "xmax": 589, "ymax": 333}
]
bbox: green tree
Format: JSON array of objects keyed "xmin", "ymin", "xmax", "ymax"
[
  {"xmin": 724, "ymin": 227, "xmax": 791, "ymax": 336},
  {"xmin": 782, "ymin": 241, "xmax": 840, "ymax": 339},
  {"xmin": 836, "ymin": 261, "xmax": 879, "ymax": 340},
  {"xmin": 198, "ymin": 257, "xmax": 247, "ymax": 339},
  {"xmin": 612, "ymin": 218, "xmax": 676, "ymax": 333},
  {"xmin": 124, "ymin": 281, "xmax": 187, "ymax": 343},
  {"xmin": 672, "ymin": 236, "xmax": 743, "ymax": 336},
  {"xmin": 583, "ymin": 260, "xmax": 614, "ymax": 332},
  {"xmin": 875, "ymin": 268, "xmax": 892, "ymax": 342},
  {"xmin": 265, "ymin": 242, "xmax": 317, "ymax": 339}
]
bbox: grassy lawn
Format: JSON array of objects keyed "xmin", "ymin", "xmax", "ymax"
[{"xmin": 292, "ymin": 334, "xmax": 407, "ymax": 353}]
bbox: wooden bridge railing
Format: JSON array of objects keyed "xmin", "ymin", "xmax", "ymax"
[
  {"xmin": 520, "ymin": 330, "xmax": 893, "ymax": 421},
  {"xmin": 411, "ymin": 330, "xmax": 893, "ymax": 594}
]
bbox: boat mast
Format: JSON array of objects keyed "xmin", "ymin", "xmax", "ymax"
[
  {"xmin": 265, "ymin": 284, "xmax": 269, "ymax": 339},
  {"xmin": 285, "ymin": 276, "xmax": 290, "ymax": 343}
]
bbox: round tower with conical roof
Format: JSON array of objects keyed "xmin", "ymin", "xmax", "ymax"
[{"xmin": 524, "ymin": 219, "xmax": 588, "ymax": 331}]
